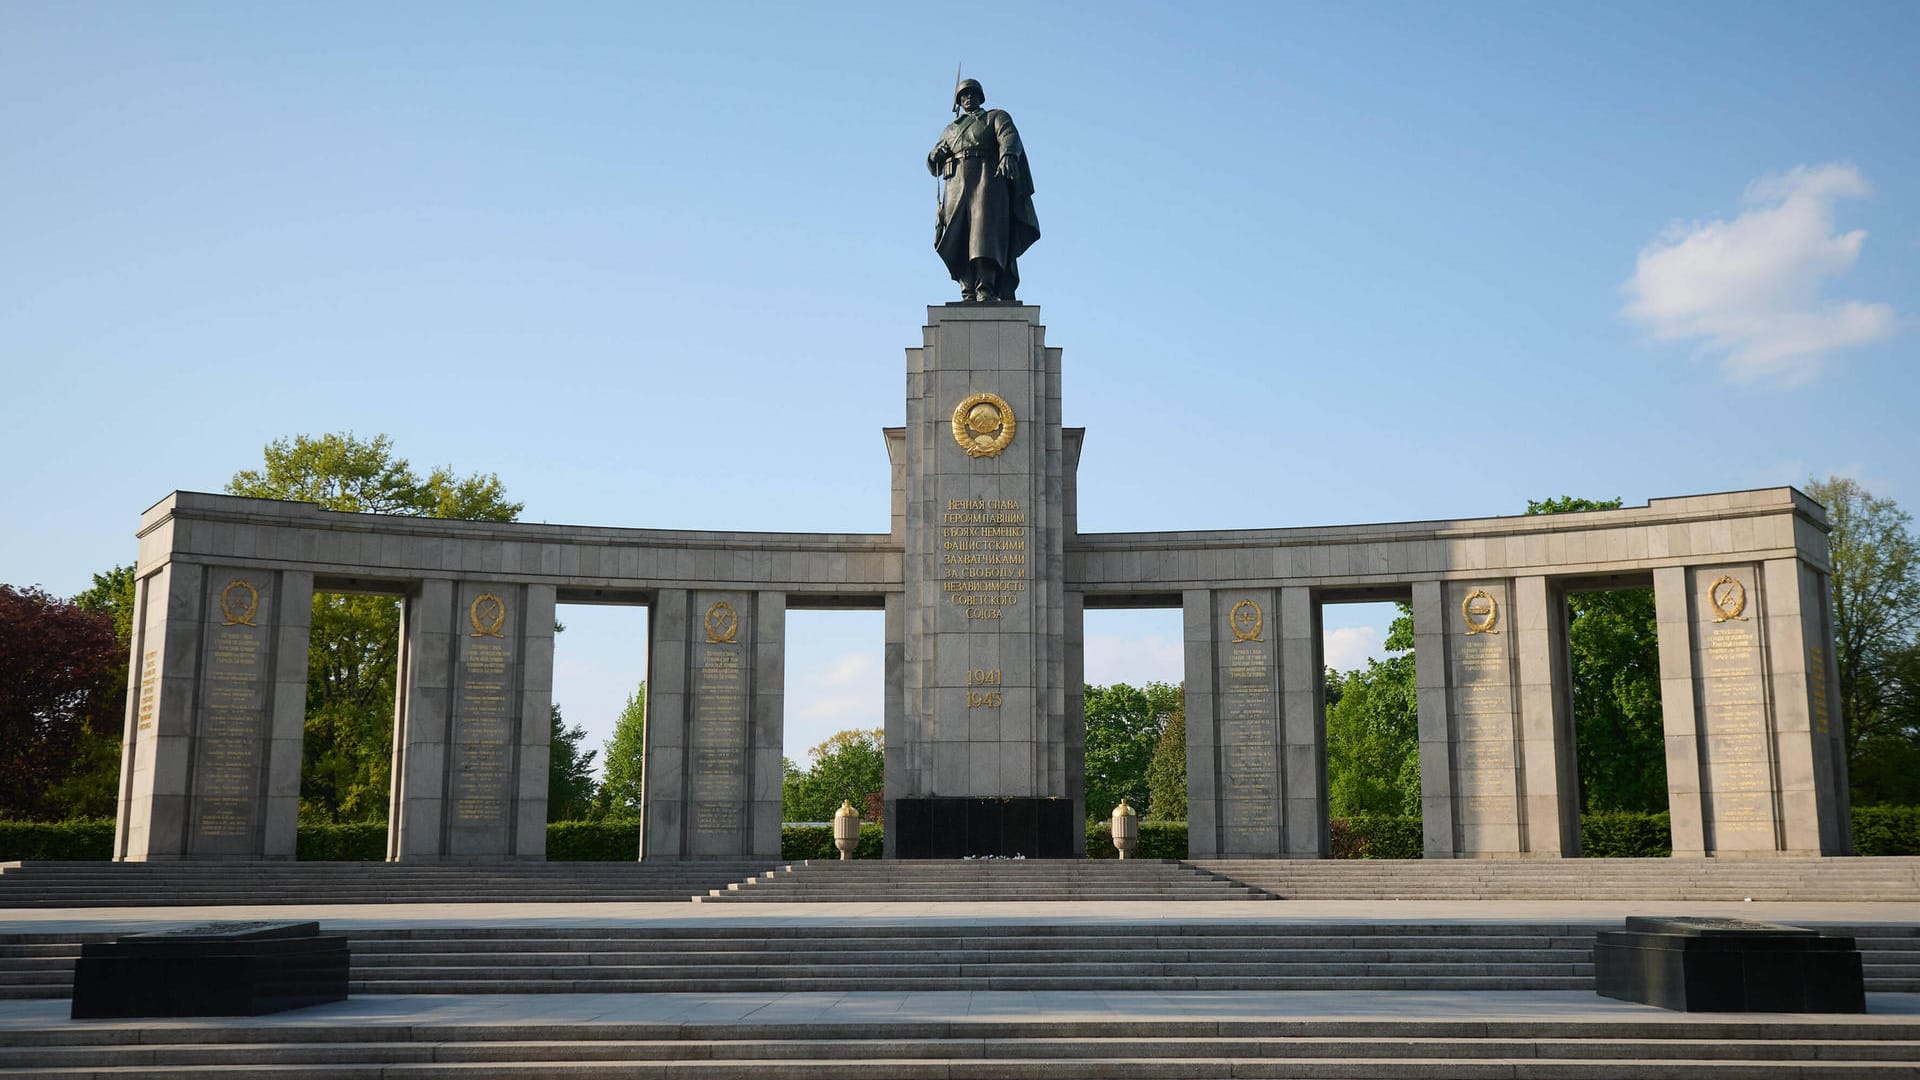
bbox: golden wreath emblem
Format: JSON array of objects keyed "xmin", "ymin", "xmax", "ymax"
[
  {"xmin": 1229, "ymin": 599, "xmax": 1264, "ymax": 643},
  {"xmin": 704, "ymin": 600, "xmax": 739, "ymax": 644},
  {"xmin": 1461, "ymin": 589, "xmax": 1500, "ymax": 636},
  {"xmin": 468, "ymin": 593, "xmax": 507, "ymax": 638},
  {"xmin": 1708, "ymin": 575, "xmax": 1749, "ymax": 623},
  {"xmin": 218, "ymin": 580, "xmax": 259, "ymax": 627},
  {"xmin": 951, "ymin": 392, "xmax": 1016, "ymax": 459}
]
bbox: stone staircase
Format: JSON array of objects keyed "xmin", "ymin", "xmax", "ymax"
[
  {"xmin": 0, "ymin": 860, "xmax": 777, "ymax": 907},
  {"xmin": 1196, "ymin": 856, "xmax": 1920, "ymax": 901},
  {"xmin": 5, "ymin": 1013, "xmax": 1920, "ymax": 1078},
  {"xmin": 4, "ymin": 921, "xmax": 1917, "ymax": 1000},
  {"xmin": 698, "ymin": 858, "xmax": 1273, "ymax": 902}
]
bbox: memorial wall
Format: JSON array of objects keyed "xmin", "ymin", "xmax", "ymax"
[{"xmin": 114, "ymin": 305, "xmax": 1849, "ymax": 861}]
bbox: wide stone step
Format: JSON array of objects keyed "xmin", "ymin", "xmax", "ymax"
[{"xmin": 5, "ymin": 1017, "xmax": 1919, "ymax": 1079}]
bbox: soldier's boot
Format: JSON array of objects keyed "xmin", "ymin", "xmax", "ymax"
[{"xmin": 969, "ymin": 259, "xmax": 999, "ymax": 302}]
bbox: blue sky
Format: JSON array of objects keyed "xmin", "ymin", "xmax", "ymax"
[{"xmin": 5, "ymin": 2, "xmax": 1915, "ymax": 770}]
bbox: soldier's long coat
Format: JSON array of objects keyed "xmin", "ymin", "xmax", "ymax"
[{"xmin": 929, "ymin": 108, "xmax": 1040, "ymax": 297}]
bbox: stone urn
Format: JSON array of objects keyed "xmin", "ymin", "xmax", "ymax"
[
  {"xmin": 1110, "ymin": 798, "xmax": 1138, "ymax": 859},
  {"xmin": 832, "ymin": 799, "xmax": 861, "ymax": 860}
]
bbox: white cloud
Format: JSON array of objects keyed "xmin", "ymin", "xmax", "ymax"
[
  {"xmin": 1622, "ymin": 163, "xmax": 1899, "ymax": 385},
  {"xmin": 788, "ymin": 651, "xmax": 882, "ymax": 758},
  {"xmin": 1323, "ymin": 625, "xmax": 1386, "ymax": 672},
  {"xmin": 1084, "ymin": 632, "xmax": 1184, "ymax": 687}
]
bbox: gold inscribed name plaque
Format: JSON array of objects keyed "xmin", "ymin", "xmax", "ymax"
[
  {"xmin": 469, "ymin": 593, "xmax": 507, "ymax": 638},
  {"xmin": 951, "ymin": 392, "xmax": 1016, "ymax": 458},
  {"xmin": 1461, "ymin": 589, "xmax": 1500, "ymax": 635},
  {"xmin": 218, "ymin": 580, "xmax": 259, "ymax": 627},
  {"xmin": 1709, "ymin": 575, "xmax": 1749, "ymax": 623},
  {"xmin": 1229, "ymin": 598, "xmax": 1264, "ymax": 642},
  {"xmin": 704, "ymin": 600, "xmax": 739, "ymax": 644}
]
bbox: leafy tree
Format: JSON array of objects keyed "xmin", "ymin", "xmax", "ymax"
[
  {"xmin": 1083, "ymin": 681, "xmax": 1180, "ymax": 820},
  {"xmin": 226, "ymin": 432, "xmax": 521, "ymax": 823},
  {"xmin": 592, "ymin": 682, "xmax": 646, "ymax": 819},
  {"xmin": 1143, "ymin": 695, "xmax": 1187, "ymax": 822},
  {"xmin": 1805, "ymin": 477, "xmax": 1920, "ymax": 805},
  {"xmin": 1325, "ymin": 606, "xmax": 1420, "ymax": 817},
  {"xmin": 47, "ymin": 566, "xmax": 141, "ymax": 818},
  {"xmin": 782, "ymin": 728, "xmax": 884, "ymax": 823},
  {"xmin": 1526, "ymin": 497, "xmax": 1668, "ymax": 812},
  {"xmin": 547, "ymin": 704, "xmax": 598, "ymax": 821},
  {"xmin": 0, "ymin": 585, "xmax": 123, "ymax": 820}
]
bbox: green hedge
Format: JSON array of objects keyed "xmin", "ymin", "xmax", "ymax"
[
  {"xmin": 1084, "ymin": 820, "xmax": 1188, "ymax": 859},
  {"xmin": 1853, "ymin": 805, "xmax": 1920, "ymax": 856},
  {"xmin": 546, "ymin": 820, "xmax": 641, "ymax": 861},
  {"xmin": 781, "ymin": 823, "xmax": 883, "ymax": 860},
  {"xmin": 1331, "ymin": 815, "xmax": 1424, "ymax": 859},
  {"xmin": 8, "ymin": 808, "xmax": 1919, "ymax": 862},
  {"xmin": 294, "ymin": 823, "xmax": 386, "ymax": 861},
  {"xmin": 0, "ymin": 819, "xmax": 113, "ymax": 860},
  {"xmin": 1581, "ymin": 811, "xmax": 1673, "ymax": 857}
]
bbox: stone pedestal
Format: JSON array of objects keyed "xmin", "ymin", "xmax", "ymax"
[
  {"xmin": 114, "ymin": 564, "xmax": 311, "ymax": 860},
  {"xmin": 70, "ymin": 921, "xmax": 348, "ymax": 1018},
  {"xmin": 387, "ymin": 580, "xmax": 555, "ymax": 861},
  {"xmin": 889, "ymin": 304, "xmax": 1078, "ymax": 856},
  {"xmin": 1595, "ymin": 916, "xmax": 1864, "ymax": 1012},
  {"xmin": 640, "ymin": 588, "xmax": 785, "ymax": 860}
]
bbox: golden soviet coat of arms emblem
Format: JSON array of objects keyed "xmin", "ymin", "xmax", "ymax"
[
  {"xmin": 951, "ymin": 392, "xmax": 1016, "ymax": 458},
  {"xmin": 1461, "ymin": 589, "xmax": 1500, "ymax": 635},
  {"xmin": 704, "ymin": 601, "xmax": 740, "ymax": 644},
  {"xmin": 1229, "ymin": 599, "xmax": 1263, "ymax": 642},
  {"xmin": 219, "ymin": 580, "xmax": 259, "ymax": 627},
  {"xmin": 1709, "ymin": 575, "xmax": 1750, "ymax": 623},
  {"xmin": 469, "ymin": 593, "xmax": 508, "ymax": 638}
]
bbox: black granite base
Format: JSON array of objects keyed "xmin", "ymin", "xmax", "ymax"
[
  {"xmin": 71, "ymin": 921, "xmax": 348, "ymax": 1019},
  {"xmin": 1594, "ymin": 916, "xmax": 1865, "ymax": 1013},
  {"xmin": 891, "ymin": 797, "xmax": 1076, "ymax": 858}
]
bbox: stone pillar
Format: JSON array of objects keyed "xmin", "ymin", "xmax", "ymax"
[
  {"xmin": 1279, "ymin": 586, "xmax": 1328, "ymax": 857},
  {"xmin": 115, "ymin": 564, "xmax": 311, "ymax": 860},
  {"xmin": 1418, "ymin": 579, "xmax": 1541, "ymax": 857},
  {"xmin": 1761, "ymin": 558, "xmax": 1851, "ymax": 854},
  {"xmin": 640, "ymin": 589, "xmax": 784, "ymax": 860},
  {"xmin": 882, "ymin": 590, "xmax": 908, "ymax": 856},
  {"xmin": 1653, "ymin": 566, "xmax": 1707, "ymax": 856},
  {"xmin": 1412, "ymin": 580, "xmax": 1456, "ymax": 858},
  {"xmin": 1065, "ymin": 591, "xmax": 1087, "ymax": 841},
  {"xmin": 1512, "ymin": 576, "xmax": 1579, "ymax": 855},
  {"xmin": 1657, "ymin": 563, "xmax": 1848, "ymax": 856},
  {"xmin": 893, "ymin": 304, "xmax": 1072, "ymax": 852},
  {"xmin": 1183, "ymin": 588, "xmax": 1287, "ymax": 857},
  {"xmin": 388, "ymin": 580, "xmax": 553, "ymax": 861}
]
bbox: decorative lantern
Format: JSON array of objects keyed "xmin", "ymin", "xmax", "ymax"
[
  {"xmin": 833, "ymin": 799, "xmax": 861, "ymax": 861},
  {"xmin": 1110, "ymin": 798, "xmax": 1138, "ymax": 860}
]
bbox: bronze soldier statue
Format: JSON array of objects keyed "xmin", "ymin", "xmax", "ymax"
[{"xmin": 928, "ymin": 78, "xmax": 1040, "ymax": 302}]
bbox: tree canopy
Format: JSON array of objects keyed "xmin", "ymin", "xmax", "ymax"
[
  {"xmin": 1325, "ymin": 606, "xmax": 1420, "ymax": 817},
  {"xmin": 592, "ymin": 682, "xmax": 646, "ymax": 819},
  {"xmin": 1084, "ymin": 681, "xmax": 1180, "ymax": 820},
  {"xmin": 782, "ymin": 728, "xmax": 884, "ymax": 823},
  {"xmin": 226, "ymin": 432, "xmax": 522, "ymax": 823},
  {"xmin": 1807, "ymin": 477, "xmax": 1920, "ymax": 805},
  {"xmin": 0, "ymin": 585, "xmax": 123, "ymax": 820}
]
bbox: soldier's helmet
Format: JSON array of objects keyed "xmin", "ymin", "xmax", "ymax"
[{"xmin": 953, "ymin": 78, "xmax": 985, "ymax": 108}]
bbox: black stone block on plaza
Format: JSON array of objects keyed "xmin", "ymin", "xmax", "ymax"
[
  {"xmin": 70, "ymin": 921, "xmax": 348, "ymax": 1019},
  {"xmin": 892, "ymin": 797, "xmax": 1075, "ymax": 858},
  {"xmin": 1594, "ymin": 916, "xmax": 1864, "ymax": 1013}
]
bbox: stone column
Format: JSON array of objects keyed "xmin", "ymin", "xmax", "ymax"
[
  {"xmin": 1418, "ymin": 579, "xmax": 1536, "ymax": 856},
  {"xmin": 1653, "ymin": 566, "xmax": 1707, "ymax": 856},
  {"xmin": 882, "ymin": 590, "xmax": 908, "ymax": 855},
  {"xmin": 1279, "ymin": 586, "xmax": 1328, "ymax": 857},
  {"xmin": 640, "ymin": 589, "xmax": 784, "ymax": 859},
  {"xmin": 894, "ymin": 304, "xmax": 1071, "ymax": 851},
  {"xmin": 1512, "ymin": 576, "xmax": 1579, "ymax": 855},
  {"xmin": 115, "ymin": 564, "xmax": 311, "ymax": 860},
  {"xmin": 389, "ymin": 580, "xmax": 553, "ymax": 861},
  {"xmin": 1183, "ymin": 588, "xmax": 1286, "ymax": 857},
  {"xmin": 1761, "ymin": 558, "xmax": 1851, "ymax": 854},
  {"xmin": 1657, "ymin": 562, "xmax": 1848, "ymax": 856},
  {"xmin": 1411, "ymin": 580, "xmax": 1457, "ymax": 858}
]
